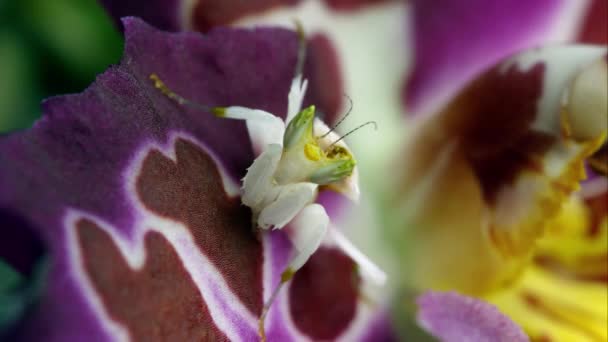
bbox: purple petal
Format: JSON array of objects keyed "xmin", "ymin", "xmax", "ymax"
[
  {"xmin": 0, "ymin": 18, "xmax": 390, "ymax": 340},
  {"xmin": 98, "ymin": 0, "xmax": 398, "ymax": 32},
  {"xmin": 405, "ymin": 0, "xmax": 590, "ymax": 117},
  {"xmin": 189, "ymin": 0, "xmax": 300, "ymax": 32},
  {"xmin": 417, "ymin": 292, "xmax": 529, "ymax": 342},
  {"xmin": 323, "ymin": 0, "xmax": 397, "ymax": 11}
]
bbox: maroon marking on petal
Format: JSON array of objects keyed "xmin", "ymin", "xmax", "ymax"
[
  {"xmin": 76, "ymin": 219, "xmax": 228, "ymax": 341},
  {"xmin": 437, "ymin": 63, "xmax": 551, "ymax": 204},
  {"xmin": 588, "ymin": 143, "xmax": 608, "ymax": 176},
  {"xmin": 585, "ymin": 191, "xmax": 608, "ymax": 237},
  {"xmin": 470, "ymin": 131, "xmax": 555, "ymax": 205},
  {"xmin": 135, "ymin": 138, "xmax": 264, "ymax": 316},
  {"xmin": 289, "ymin": 247, "xmax": 359, "ymax": 340},
  {"xmin": 192, "ymin": 0, "xmax": 300, "ymax": 32},
  {"xmin": 304, "ymin": 33, "xmax": 345, "ymax": 126},
  {"xmin": 578, "ymin": 0, "xmax": 608, "ymax": 44},
  {"xmin": 457, "ymin": 64, "xmax": 546, "ymax": 157},
  {"xmin": 324, "ymin": 0, "xmax": 396, "ymax": 11}
]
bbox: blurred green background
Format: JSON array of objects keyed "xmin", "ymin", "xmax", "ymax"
[{"xmin": 0, "ymin": 0, "xmax": 122, "ymax": 133}]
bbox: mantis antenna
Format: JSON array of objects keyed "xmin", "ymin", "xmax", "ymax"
[{"xmin": 329, "ymin": 121, "xmax": 378, "ymax": 147}]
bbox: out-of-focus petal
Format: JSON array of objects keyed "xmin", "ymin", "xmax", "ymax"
[
  {"xmin": 404, "ymin": 0, "xmax": 592, "ymax": 117},
  {"xmin": 416, "ymin": 291, "xmax": 529, "ymax": 342},
  {"xmin": 99, "ymin": 0, "xmax": 185, "ymax": 31},
  {"xmin": 578, "ymin": 0, "xmax": 608, "ymax": 44}
]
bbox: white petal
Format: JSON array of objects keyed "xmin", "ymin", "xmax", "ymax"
[
  {"xmin": 286, "ymin": 75, "xmax": 309, "ymax": 124},
  {"xmin": 285, "ymin": 203, "xmax": 328, "ymax": 271},
  {"xmin": 329, "ymin": 228, "xmax": 387, "ymax": 286},
  {"xmin": 567, "ymin": 56, "xmax": 607, "ymax": 140},
  {"xmin": 257, "ymin": 182, "xmax": 318, "ymax": 229},
  {"xmin": 241, "ymin": 144, "xmax": 282, "ymax": 210},
  {"xmin": 225, "ymin": 106, "xmax": 286, "ymax": 155}
]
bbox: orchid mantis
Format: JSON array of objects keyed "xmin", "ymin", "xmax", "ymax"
[{"xmin": 150, "ymin": 23, "xmax": 385, "ymax": 340}]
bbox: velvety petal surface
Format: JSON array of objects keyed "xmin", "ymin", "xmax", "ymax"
[
  {"xmin": 417, "ymin": 292, "xmax": 529, "ymax": 342},
  {"xmin": 0, "ymin": 17, "xmax": 391, "ymax": 341},
  {"xmin": 404, "ymin": 0, "xmax": 592, "ymax": 117}
]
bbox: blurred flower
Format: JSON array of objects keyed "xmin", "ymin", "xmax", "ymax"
[
  {"xmin": 0, "ymin": 18, "xmax": 394, "ymax": 340},
  {"xmin": 395, "ymin": 0, "xmax": 607, "ymax": 341},
  {"xmin": 397, "ymin": 45, "xmax": 607, "ymax": 341},
  {"xmin": 396, "ymin": 45, "xmax": 607, "ymax": 291}
]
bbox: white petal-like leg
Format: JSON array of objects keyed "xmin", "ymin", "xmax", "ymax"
[
  {"xmin": 224, "ymin": 106, "xmax": 286, "ymax": 155},
  {"xmin": 258, "ymin": 203, "xmax": 329, "ymax": 340},
  {"xmin": 329, "ymin": 228, "xmax": 387, "ymax": 286},
  {"xmin": 257, "ymin": 182, "xmax": 318, "ymax": 230},
  {"xmin": 241, "ymin": 144, "xmax": 282, "ymax": 210},
  {"xmin": 284, "ymin": 203, "xmax": 329, "ymax": 271},
  {"xmin": 285, "ymin": 75, "xmax": 308, "ymax": 124}
]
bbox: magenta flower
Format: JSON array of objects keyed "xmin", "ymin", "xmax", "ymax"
[
  {"xmin": 0, "ymin": 18, "xmax": 393, "ymax": 341},
  {"xmin": 94, "ymin": 0, "xmax": 607, "ymax": 341},
  {"xmin": 399, "ymin": 1, "xmax": 607, "ymax": 341}
]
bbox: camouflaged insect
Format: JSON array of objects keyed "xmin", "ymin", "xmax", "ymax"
[{"xmin": 151, "ymin": 24, "xmax": 384, "ymax": 339}]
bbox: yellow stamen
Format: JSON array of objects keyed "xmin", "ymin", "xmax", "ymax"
[
  {"xmin": 487, "ymin": 132, "xmax": 606, "ymax": 258},
  {"xmin": 487, "ymin": 196, "xmax": 608, "ymax": 341}
]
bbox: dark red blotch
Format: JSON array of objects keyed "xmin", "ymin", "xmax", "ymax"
[
  {"xmin": 289, "ymin": 247, "xmax": 360, "ymax": 340},
  {"xmin": 77, "ymin": 219, "xmax": 229, "ymax": 341},
  {"xmin": 578, "ymin": 0, "xmax": 608, "ymax": 44},
  {"xmin": 439, "ymin": 63, "xmax": 551, "ymax": 204},
  {"xmin": 135, "ymin": 139, "xmax": 264, "ymax": 316}
]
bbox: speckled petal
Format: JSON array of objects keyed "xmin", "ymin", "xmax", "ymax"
[
  {"xmin": 417, "ymin": 291, "xmax": 529, "ymax": 342},
  {"xmin": 0, "ymin": 18, "xmax": 391, "ymax": 341}
]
